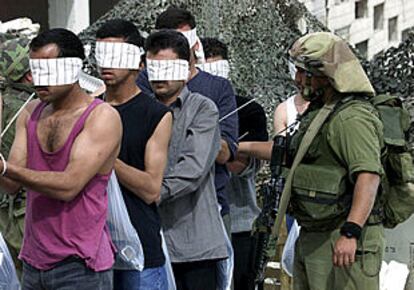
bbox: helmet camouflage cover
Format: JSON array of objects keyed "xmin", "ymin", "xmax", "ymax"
[
  {"xmin": 0, "ymin": 37, "xmax": 30, "ymax": 82},
  {"xmin": 289, "ymin": 32, "xmax": 375, "ymax": 96}
]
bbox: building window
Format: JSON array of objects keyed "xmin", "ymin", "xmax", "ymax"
[
  {"xmin": 335, "ymin": 25, "xmax": 351, "ymax": 41},
  {"xmin": 388, "ymin": 17, "xmax": 398, "ymax": 42},
  {"xmin": 355, "ymin": 40, "xmax": 368, "ymax": 59},
  {"xmin": 355, "ymin": 0, "xmax": 368, "ymax": 19},
  {"xmin": 402, "ymin": 28, "xmax": 411, "ymax": 42},
  {"xmin": 374, "ymin": 3, "xmax": 384, "ymax": 31}
]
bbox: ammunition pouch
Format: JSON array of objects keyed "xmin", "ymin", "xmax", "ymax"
[{"xmin": 291, "ymin": 164, "xmax": 351, "ymax": 231}]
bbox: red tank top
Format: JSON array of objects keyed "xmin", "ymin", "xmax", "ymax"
[{"xmin": 19, "ymin": 98, "xmax": 115, "ymax": 271}]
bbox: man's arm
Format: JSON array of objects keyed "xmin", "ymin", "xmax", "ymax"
[
  {"xmin": 273, "ymin": 101, "xmax": 287, "ymax": 136},
  {"xmin": 216, "ymin": 80, "xmax": 238, "ymax": 164},
  {"xmin": 0, "ymin": 100, "xmax": 34, "ymax": 194},
  {"xmin": 347, "ymin": 173, "xmax": 380, "ymax": 226},
  {"xmin": 216, "ymin": 139, "xmax": 231, "ymax": 164},
  {"xmin": 238, "ymin": 141, "xmax": 272, "ymax": 161},
  {"xmin": 235, "ymin": 98, "xmax": 270, "ymax": 162},
  {"xmin": 333, "ymin": 172, "xmax": 380, "ymax": 267},
  {"xmin": 227, "ymin": 153, "xmax": 251, "ymax": 174},
  {"xmin": 227, "ymin": 153, "xmax": 262, "ymax": 178},
  {"xmin": 2, "ymin": 103, "xmax": 122, "ymax": 202},
  {"xmin": 160, "ymin": 100, "xmax": 220, "ymax": 203},
  {"xmin": 115, "ymin": 112, "xmax": 172, "ymax": 204},
  {"xmin": 328, "ymin": 105, "xmax": 383, "ymax": 267}
]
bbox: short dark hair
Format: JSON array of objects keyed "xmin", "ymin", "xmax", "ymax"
[
  {"xmin": 30, "ymin": 28, "xmax": 85, "ymax": 60},
  {"xmin": 155, "ymin": 7, "xmax": 196, "ymax": 30},
  {"xmin": 96, "ymin": 19, "xmax": 144, "ymax": 48},
  {"xmin": 145, "ymin": 30, "xmax": 190, "ymax": 62},
  {"xmin": 201, "ymin": 37, "xmax": 229, "ymax": 60}
]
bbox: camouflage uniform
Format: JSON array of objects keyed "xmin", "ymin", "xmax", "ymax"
[
  {"xmin": 0, "ymin": 32, "xmax": 18, "ymax": 46},
  {"xmin": 0, "ymin": 37, "xmax": 35, "ymax": 278},
  {"xmin": 287, "ymin": 33, "xmax": 384, "ymax": 290}
]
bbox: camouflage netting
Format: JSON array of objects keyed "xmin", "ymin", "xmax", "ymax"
[
  {"xmin": 364, "ymin": 31, "xmax": 414, "ymax": 153},
  {"xmin": 79, "ymin": 0, "xmax": 413, "ymax": 136},
  {"xmin": 78, "ymin": 0, "xmax": 327, "ymax": 134},
  {"xmin": 78, "ymin": 0, "xmax": 414, "ymax": 188},
  {"xmin": 367, "ymin": 32, "xmax": 414, "ymax": 101}
]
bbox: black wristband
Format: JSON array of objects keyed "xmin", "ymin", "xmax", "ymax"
[{"xmin": 340, "ymin": 221, "xmax": 362, "ymax": 240}]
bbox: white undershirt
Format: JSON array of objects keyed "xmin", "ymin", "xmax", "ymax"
[{"xmin": 286, "ymin": 95, "xmax": 300, "ymax": 135}]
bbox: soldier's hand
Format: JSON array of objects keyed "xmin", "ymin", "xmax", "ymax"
[{"xmin": 332, "ymin": 236, "xmax": 357, "ymax": 267}]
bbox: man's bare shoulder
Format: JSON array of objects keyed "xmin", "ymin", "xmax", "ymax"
[
  {"xmin": 88, "ymin": 101, "xmax": 121, "ymax": 123},
  {"xmin": 274, "ymin": 100, "xmax": 288, "ymax": 119},
  {"xmin": 275, "ymin": 99, "xmax": 288, "ymax": 111},
  {"xmin": 84, "ymin": 101, "xmax": 122, "ymax": 140}
]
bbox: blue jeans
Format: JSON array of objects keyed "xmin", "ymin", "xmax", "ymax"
[
  {"xmin": 113, "ymin": 265, "xmax": 168, "ymax": 290},
  {"xmin": 22, "ymin": 258, "xmax": 113, "ymax": 290}
]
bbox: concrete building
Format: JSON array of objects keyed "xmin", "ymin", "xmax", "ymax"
[
  {"xmin": 300, "ymin": 0, "xmax": 414, "ymax": 59},
  {"xmin": 1, "ymin": 0, "xmax": 120, "ymax": 33}
]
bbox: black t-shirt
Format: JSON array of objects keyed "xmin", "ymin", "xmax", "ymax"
[
  {"xmin": 113, "ymin": 92, "xmax": 169, "ymax": 268},
  {"xmin": 236, "ymin": 95, "xmax": 268, "ymax": 142}
]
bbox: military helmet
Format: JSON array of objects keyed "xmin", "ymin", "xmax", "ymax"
[
  {"xmin": 0, "ymin": 37, "xmax": 31, "ymax": 82},
  {"xmin": 289, "ymin": 32, "xmax": 375, "ymax": 95}
]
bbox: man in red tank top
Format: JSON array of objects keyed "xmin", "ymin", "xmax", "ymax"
[{"xmin": 0, "ymin": 28, "xmax": 122, "ymax": 290}]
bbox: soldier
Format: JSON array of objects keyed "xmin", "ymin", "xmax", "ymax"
[
  {"xmin": 286, "ymin": 32, "xmax": 384, "ymax": 290},
  {"xmin": 0, "ymin": 37, "xmax": 35, "ymax": 278}
]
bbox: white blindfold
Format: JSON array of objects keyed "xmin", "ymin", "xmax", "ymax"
[
  {"xmin": 197, "ymin": 60, "xmax": 230, "ymax": 79},
  {"xmin": 180, "ymin": 28, "xmax": 197, "ymax": 48},
  {"xmin": 30, "ymin": 57, "xmax": 83, "ymax": 86},
  {"xmin": 95, "ymin": 41, "xmax": 144, "ymax": 70},
  {"xmin": 147, "ymin": 59, "xmax": 189, "ymax": 81}
]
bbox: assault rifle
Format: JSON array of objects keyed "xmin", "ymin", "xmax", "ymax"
[{"xmin": 250, "ymin": 135, "xmax": 286, "ymax": 285}]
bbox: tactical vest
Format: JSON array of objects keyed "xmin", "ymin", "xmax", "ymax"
[{"xmin": 287, "ymin": 98, "xmax": 383, "ymax": 231}]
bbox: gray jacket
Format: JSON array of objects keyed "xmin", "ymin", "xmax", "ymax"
[{"xmin": 159, "ymin": 86, "xmax": 228, "ymax": 263}]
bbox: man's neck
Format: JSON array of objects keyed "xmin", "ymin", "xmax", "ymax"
[
  {"xmin": 322, "ymin": 87, "xmax": 337, "ymax": 104},
  {"xmin": 157, "ymin": 88, "xmax": 184, "ymax": 107},
  {"xmin": 50, "ymin": 84, "xmax": 90, "ymax": 112},
  {"xmin": 105, "ymin": 79, "xmax": 141, "ymax": 106},
  {"xmin": 189, "ymin": 60, "xmax": 199, "ymax": 81}
]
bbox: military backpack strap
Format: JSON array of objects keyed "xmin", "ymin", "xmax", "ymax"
[{"xmin": 273, "ymin": 98, "xmax": 340, "ymax": 239}]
